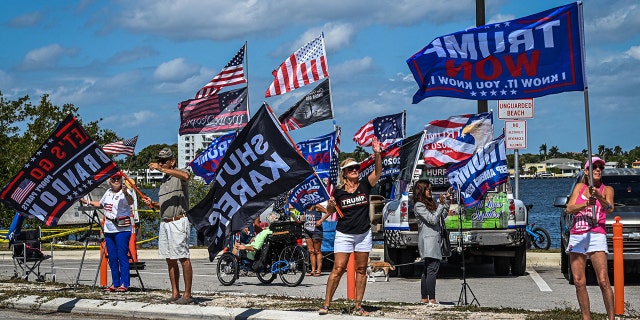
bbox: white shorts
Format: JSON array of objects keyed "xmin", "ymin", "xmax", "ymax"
[
  {"xmin": 333, "ymin": 229, "xmax": 372, "ymax": 253},
  {"xmin": 158, "ymin": 217, "xmax": 191, "ymax": 259},
  {"xmin": 566, "ymin": 232, "xmax": 608, "ymax": 255}
]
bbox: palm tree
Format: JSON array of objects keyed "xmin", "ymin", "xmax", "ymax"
[
  {"xmin": 549, "ymin": 146, "xmax": 559, "ymax": 159},
  {"xmin": 614, "ymin": 146, "xmax": 623, "ymax": 156},
  {"xmin": 597, "ymin": 144, "xmax": 606, "ymax": 157},
  {"xmin": 539, "ymin": 144, "xmax": 548, "ymax": 160}
]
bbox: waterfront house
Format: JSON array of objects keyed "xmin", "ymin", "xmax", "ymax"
[{"xmin": 542, "ymin": 158, "xmax": 582, "ymax": 177}]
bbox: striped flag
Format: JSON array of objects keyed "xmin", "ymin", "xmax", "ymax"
[
  {"xmin": 103, "ymin": 135, "xmax": 138, "ymax": 156},
  {"xmin": 10, "ymin": 179, "xmax": 36, "ymax": 204},
  {"xmin": 265, "ymin": 34, "xmax": 329, "ymax": 97},
  {"xmin": 196, "ymin": 44, "xmax": 246, "ymax": 99},
  {"xmin": 353, "ymin": 112, "xmax": 404, "ymax": 149},
  {"xmin": 423, "ymin": 112, "xmax": 493, "ymax": 167}
]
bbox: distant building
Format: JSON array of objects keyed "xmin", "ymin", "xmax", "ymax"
[
  {"xmin": 177, "ymin": 133, "xmax": 226, "ymax": 169},
  {"xmin": 632, "ymin": 160, "xmax": 640, "ymax": 169},
  {"xmin": 542, "ymin": 158, "xmax": 582, "ymax": 176}
]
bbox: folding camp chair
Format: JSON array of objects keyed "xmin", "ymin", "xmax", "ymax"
[{"xmin": 11, "ymin": 227, "xmax": 53, "ymax": 282}]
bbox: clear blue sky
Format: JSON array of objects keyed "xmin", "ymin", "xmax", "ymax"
[{"xmin": 1, "ymin": 0, "xmax": 638, "ymax": 158}]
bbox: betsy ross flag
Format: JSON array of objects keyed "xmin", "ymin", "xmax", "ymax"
[
  {"xmin": 103, "ymin": 135, "xmax": 138, "ymax": 156},
  {"xmin": 278, "ymin": 79, "xmax": 333, "ymax": 131},
  {"xmin": 353, "ymin": 112, "xmax": 404, "ymax": 149},
  {"xmin": 186, "ymin": 103, "xmax": 314, "ymax": 261},
  {"xmin": 407, "ymin": 3, "xmax": 585, "ymax": 103},
  {"xmin": 265, "ymin": 34, "xmax": 329, "ymax": 97},
  {"xmin": 196, "ymin": 44, "xmax": 246, "ymax": 99},
  {"xmin": 423, "ymin": 112, "xmax": 493, "ymax": 167},
  {"xmin": 0, "ymin": 114, "xmax": 120, "ymax": 227}
]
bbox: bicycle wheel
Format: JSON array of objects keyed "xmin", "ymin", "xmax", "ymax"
[
  {"xmin": 256, "ymin": 268, "xmax": 277, "ymax": 284},
  {"xmin": 532, "ymin": 227, "xmax": 551, "ymax": 250},
  {"xmin": 216, "ymin": 252, "xmax": 239, "ymax": 286},
  {"xmin": 278, "ymin": 245, "xmax": 307, "ymax": 287}
]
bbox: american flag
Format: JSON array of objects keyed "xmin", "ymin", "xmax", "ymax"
[
  {"xmin": 10, "ymin": 179, "xmax": 36, "ymax": 204},
  {"xmin": 103, "ymin": 135, "xmax": 138, "ymax": 156},
  {"xmin": 196, "ymin": 44, "xmax": 246, "ymax": 99},
  {"xmin": 265, "ymin": 34, "xmax": 329, "ymax": 97},
  {"xmin": 353, "ymin": 112, "xmax": 404, "ymax": 149}
]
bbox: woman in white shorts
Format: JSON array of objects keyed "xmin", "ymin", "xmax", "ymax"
[
  {"xmin": 565, "ymin": 157, "xmax": 614, "ymax": 320},
  {"xmin": 319, "ymin": 138, "xmax": 382, "ymax": 316}
]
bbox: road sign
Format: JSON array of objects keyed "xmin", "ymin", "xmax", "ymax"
[
  {"xmin": 498, "ymin": 98, "xmax": 534, "ymax": 119},
  {"xmin": 505, "ymin": 120, "xmax": 527, "ymax": 149}
]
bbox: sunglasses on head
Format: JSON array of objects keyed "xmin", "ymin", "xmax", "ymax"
[
  {"xmin": 344, "ymin": 166, "xmax": 359, "ymax": 172},
  {"xmin": 589, "ymin": 164, "xmax": 604, "ymax": 170}
]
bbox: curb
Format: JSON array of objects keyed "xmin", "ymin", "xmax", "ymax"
[{"xmin": 6, "ymin": 295, "xmax": 398, "ymax": 320}]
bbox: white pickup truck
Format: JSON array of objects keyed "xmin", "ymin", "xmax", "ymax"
[{"xmin": 372, "ymin": 162, "xmax": 529, "ymax": 277}]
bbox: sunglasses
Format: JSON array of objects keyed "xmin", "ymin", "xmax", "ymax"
[
  {"xmin": 158, "ymin": 159, "xmax": 170, "ymax": 164},
  {"xmin": 110, "ymin": 177, "xmax": 122, "ymax": 182},
  {"xmin": 344, "ymin": 166, "xmax": 359, "ymax": 172},
  {"xmin": 589, "ymin": 165, "xmax": 605, "ymax": 171}
]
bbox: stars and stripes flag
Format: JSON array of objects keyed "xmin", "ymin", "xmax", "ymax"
[
  {"xmin": 353, "ymin": 112, "xmax": 404, "ymax": 149},
  {"xmin": 423, "ymin": 112, "xmax": 493, "ymax": 167},
  {"xmin": 265, "ymin": 34, "xmax": 329, "ymax": 97},
  {"xmin": 196, "ymin": 44, "xmax": 246, "ymax": 99},
  {"xmin": 103, "ymin": 135, "xmax": 138, "ymax": 156}
]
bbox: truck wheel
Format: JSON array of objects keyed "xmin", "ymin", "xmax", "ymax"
[
  {"xmin": 511, "ymin": 246, "xmax": 526, "ymax": 276},
  {"xmin": 494, "ymin": 257, "xmax": 510, "ymax": 276},
  {"xmin": 397, "ymin": 249, "xmax": 416, "ymax": 278}
]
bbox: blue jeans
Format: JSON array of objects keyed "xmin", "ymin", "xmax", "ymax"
[{"xmin": 105, "ymin": 231, "xmax": 131, "ymax": 288}]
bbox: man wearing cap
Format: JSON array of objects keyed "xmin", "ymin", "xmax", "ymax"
[{"xmin": 142, "ymin": 147, "xmax": 193, "ymax": 304}]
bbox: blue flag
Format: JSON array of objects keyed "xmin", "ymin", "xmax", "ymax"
[
  {"xmin": 188, "ymin": 132, "xmax": 236, "ymax": 184},
  {"xmin": 296, "ymin": 131, "xmax": 337, "ymax": 184},
  {"xmin": 288, "ymin": 174, "xmax": 330, "ymax": 213},
  {"xmin": 446, "ymin": 135, "xmax": 509, "ymax": 207},
  {"xmin": 407, "ymin": 2, "xmax": 585, "ymax": 103}
]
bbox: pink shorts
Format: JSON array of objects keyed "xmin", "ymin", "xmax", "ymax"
[{"xmin": 566, "ymin": 232, "xmax": 608, "ymax": 255}]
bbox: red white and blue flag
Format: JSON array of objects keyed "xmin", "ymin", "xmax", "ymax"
[
  {"xmin": 447, "ymin": 134, "xmax": 509, "ymax": 207},
  {"xmin": 103, "ymin": 135, "xmax": 138, "ymax": 156},
  {"xmin": 407, "ymin": 2, "xmax": 586, "ymax": 103},
  {"xmin": 188, "ymin": 132, "xmax": 237, "ymax": 184},
  {"xmin": 423, "ymin": 112, "xmax": 493, "ymax": 167},
  {"xmin": 179, "ymin": 87, "xmax": 249, "ymax": 135},
  {"xmin": 196, "ymin": 44, "xmax": 246, "ymax": 99},
  {"xmin": 265, "ymin": 34, "xmax": 329, "ymax": 97},
  {"xmin": 353, "ymin": 112, "xmax": 404, "ymax": 149}
]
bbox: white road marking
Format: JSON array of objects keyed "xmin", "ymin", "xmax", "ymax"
[{"xmin": 528, "ymin": 267, "xmax": 552, "ymax": 292}]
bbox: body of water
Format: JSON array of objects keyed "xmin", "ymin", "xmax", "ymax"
[{"xmin": 512, "ymin": 177, "xmax": 574, "ymax": 249}]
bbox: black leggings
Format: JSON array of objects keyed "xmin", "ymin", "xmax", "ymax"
[{"xmin": 421, "ymin": 258, "xmax": 441, "ymax": 300}]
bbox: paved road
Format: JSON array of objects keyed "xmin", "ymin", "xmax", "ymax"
[{"xmin": 1, "ymin": 249, "xmax": 637, "ymax": 315}]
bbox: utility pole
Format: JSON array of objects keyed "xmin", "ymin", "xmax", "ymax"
[{"xmin": 476, "ymin": 0, "xmax": 488, "ymax": 114}]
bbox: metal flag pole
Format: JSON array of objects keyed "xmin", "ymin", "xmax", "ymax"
[{"xmin": 455, "ymin": 189, "xmax": 480, "ymax": 306}]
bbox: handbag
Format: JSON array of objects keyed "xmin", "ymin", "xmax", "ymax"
[
  {"xmin": 439, "ymin": 215, "xmax": 452, "ymax": 257},
  {"xmin": 116, "ymin": 216, "xmax": 131, "ymax": 227}
]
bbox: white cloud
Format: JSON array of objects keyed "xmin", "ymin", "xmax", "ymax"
[
  {"xmin": 331, "ymin": 56, "xmax": 374, "ymax": 80},
  {"xmin": 153, "ymin": 58, "xmax": 199, "ymax": 82},
  {"xmin": 625, "ymin": 46, "xmax": 640, "ymax": 60},
  {"xmin": 6, "ymin": 11, "xmax": 42, "ymax": 28},
  {"xmin": 19, "ymin": 44, "xmax": 79, "ymax": 70}
]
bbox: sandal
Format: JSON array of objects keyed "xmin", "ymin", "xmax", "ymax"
[
  {"xmin": 104, "ymin": 285, "xmax": 116, "ymax": 292},
  {"xmin": 354, "ymin": 307, "xmax": 370, "ymax": 316},
  {"xmin": 318, "ymin": 305, "xmax": 329, "ymax": 315},
  {"xmin": 115, "ymin": 285, "xmax": 128, "ymax": 292}
]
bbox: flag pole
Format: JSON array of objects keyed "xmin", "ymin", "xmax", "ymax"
[{"xmin": 244, "ymin": 41, "xmax": 251, "ymax": 122}]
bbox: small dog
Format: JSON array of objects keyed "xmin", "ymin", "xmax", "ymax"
[{"xmin": 366, "ymin": 259, "xmax": 395, "ymax": 283}]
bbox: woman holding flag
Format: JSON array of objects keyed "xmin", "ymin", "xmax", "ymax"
[{"xmin": 319, "ymin": 138, "xmax": 382, "ymax": 316}]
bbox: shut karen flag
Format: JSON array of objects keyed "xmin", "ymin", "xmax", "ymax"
[
  {"xmin": 265, "ymin": 34, "xmax": 329, "ymax": 97},
  {"xmin": 0, "ymin": 115, "xmax": 120, "ymax": 226},
  {"xmin": 186, "ymin": 104, "xmax": 314, "ymax": 261},
  {"xmin": 407, "ymin": 2, "xmax": 585, "ymax": 103}
]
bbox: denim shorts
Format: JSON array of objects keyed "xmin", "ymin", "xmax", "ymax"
[{"xmin": 566, "ymin": 232, "xmax": 608, "ymax": 255}]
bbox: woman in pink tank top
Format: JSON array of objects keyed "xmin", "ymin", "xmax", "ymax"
[{"xmin": 565, "ymin": 157, "xmax": 615, "ymax": 320}]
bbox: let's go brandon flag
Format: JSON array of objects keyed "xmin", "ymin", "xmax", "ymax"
[
  {"xmin": 0, "ymin": 115, "xmax": 120, "ymax": 226},
  {"xmin": 407, "ymin": 2, "xmax": 585, "ymax": 103},
  {"xmin": 186, "ymin": 103, "xmax": 314, "ymax": 261}
]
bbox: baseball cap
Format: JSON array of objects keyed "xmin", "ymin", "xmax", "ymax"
[
  {"xmin": 155, "ymin": 147, "xmax": 175, "ymax": 160},
  {"xmin": 111, "ymin": 171, "xmax": 123, "ymax": 179},
  {"xmin": 584, "ymin": 156, "xmax": 605, "ymax": 170},
  {"xmin": 340, "ymin": 160, "xmax": 360, "ymax": 170}
]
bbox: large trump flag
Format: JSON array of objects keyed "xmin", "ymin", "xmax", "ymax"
[
  {"xmin": 407, "ymin": 2, "xmax": 585, "ymax": 103},
  {"xmin": 186, "ymin": 104, "xmax": 314, "ymax": 261},
  {"xmin": 0, "ymin": 115, "xmax": 120, "ymax": 226}
]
